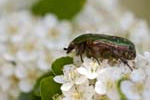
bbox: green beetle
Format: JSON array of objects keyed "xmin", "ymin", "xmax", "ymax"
[{"xmin": 64, "ymin": 33, "xmax": 136, "ymax": 71}]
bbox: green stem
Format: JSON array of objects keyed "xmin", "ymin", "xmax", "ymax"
[{"xmin": 116, "ymin": 77, "xmax": 128, "ymax": 100}]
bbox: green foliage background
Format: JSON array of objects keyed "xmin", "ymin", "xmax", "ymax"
[{"xmin": 32, "ymin": 0, "xmax": 86, "ymax": 20}]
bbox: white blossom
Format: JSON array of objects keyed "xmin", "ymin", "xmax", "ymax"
[
  {"xmin": 62, "ymin": 81, "xmax": 95, "ymax": 100},
  {"xmin": 0, "ymin": 11, "xmax": 71, "ymax": 99},
  {"xmin": 77, "ymin": 58, "xmax": 101, "ymax": 79},
  {"xmin": 54, "ymin": 65, "xmax": 87, "ymax": 91}
]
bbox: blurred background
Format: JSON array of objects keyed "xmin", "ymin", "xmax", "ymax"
[{"xmin": 0, "ymin": 0, "xmax": 149, "ymax": 100}]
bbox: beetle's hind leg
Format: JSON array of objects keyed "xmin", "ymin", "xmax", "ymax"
[
  {"xmin": 112, "ymin": 50, "xmax": 133, "ymax": 71},
  {"xmin": 93, "ymin": 56, "xmax": 100, "ymax": 65},
  {"xmin": 120, "ymin": 58, "xmax": 133, "ymax": 71}
]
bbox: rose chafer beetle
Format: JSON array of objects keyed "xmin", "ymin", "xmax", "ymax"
[{"xmin": 64, "ymin": 33, "xmax": 136, "ymax": 71}]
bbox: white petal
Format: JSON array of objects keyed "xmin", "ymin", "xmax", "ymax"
[
  {"xmin": 77, "ymin": 67, "xmax": 88, "ymax": 75},
  {"xmin": 19, "ymin": 80, "xmax": 33, "ymax": 92},
  {"xmin": 143, "ymin": 90, "xmax": 150, "ymax": 100},
  {"xmin": 1, "ymin": 64, "xmax": 14, "ymax": 77},
  {"xmin": 87, "ymin": 73, "xmax": 97, "ymax": 79},
  {"xmin": 121, "ymin": 81, "xmax": 141, "ymax": 100},
  {"xmin": 130, "ymin": 69, "xmax": 146, "ymax": 82},
  {"xmin": 62, "ymin": 97, "xmax": 70, "ymax": 100},
  {"xmin": 53, "ymin": 75, "xmax": 65, "ymax": 84},
  {"xmin": 61, "ymin": 83, "xmax": 73, "ymax": 91},
  {"xmin": 95, "ymin": 81, "xmax": 106, "ymax": 94},
  {"xmin": 144, "ymin": 52, "xmax": 150, "ymax": 59},
  {"xmin": 15, "ymin": 65, "xmax": 26, "ymax": 79},
  {"xmin": 75, "ymin": 76, "xmax": 87, "ymax": 84}
]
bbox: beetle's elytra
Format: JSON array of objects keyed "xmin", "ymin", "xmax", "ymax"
[{"xmin": 64, "ymin": 33, "xmax": 136, "ymax": 71}]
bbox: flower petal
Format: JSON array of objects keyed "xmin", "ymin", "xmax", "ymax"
[
  {"xmin": 75, "ymin": 76, "xmax": 87, "ymax": 84},
  {"xmin": 53, "ymin": 75, "xmax": 65, "ymax": 84},
  {"xmin": 121, "ymin": 81, "xmax": 141, "ymax": 100},
  {"xmin": 77, "ymin": 67, "xmax": 88, "ymax": 75},
  {"xmin": 87, "ymin": 73, "xmax": 97, "ymax": 79},
  {"xmin": 130, "ymin": 69, "xmax": 146, "ymax": 82},
  {"xmin": 95, "ymin": 81, "xmax": 106, "ymax": 94},
  {"xmin": 61, "ymin": 83, "xmax": 73, "ymax": 91}
]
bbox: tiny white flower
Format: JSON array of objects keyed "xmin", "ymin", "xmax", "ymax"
[
  {"xmin": 143, "ymin": 90, "xmax": 150, "ymax": 100},
  {"xmin": 95, "ymin": 67, "xmax": 128, "ymax": 100},
  {"xmin": 15, "ymin": 65, "xmax": 27, "ymax": 79},
  {"xmin": 54, "ymin": 65, "xmax": 87, "ymax": 91},
  {"xmin": 121, "ymin": 80, "xmax": 143, "ymax": 100},
  {"xmin": 77, "ymin": 58, "xmax": 100, "ymax": 79},
  {"xmin": 18, "ymin": 80, "xmax": 33, "ymax": 92},
  {"xmin": 1, "ymin": 63, "xmax": 14, "ymax": 77},
  {"xmin": 144, "ymin": 52, "xmax": 150, "ymax": 60},
  {"xmin": 62, "ymin": 81, "xmax": 95, "ymax": 100},
  {"xmin": 130, "ymin": 68, "xmax": 146, "ymax": 82},
  {"xmin": 95, "ymin": 81, "xmax": 106, "ymax": 94}
]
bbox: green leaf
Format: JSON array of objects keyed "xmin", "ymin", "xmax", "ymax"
[
  {"xmin": 18, "ymin": 91, "xmax": 41, "ymax": 100},
  {"xmin": 31, "ymin": 0, "xmax": 86, "ymax": 20},
  {"xmin": 33, "ymin": 71, "xmax": 54, "ymax": 97},
  {"xmin": 51, "ymin": 56, "xmax": 73, "ymax": 75},
  {"xmin": 116, "ymin": 77, "xmax": 128, "ymax": 100},
  {"xmin": 40, "ymin": 76, "xmax": 62, "ymax": 100}
]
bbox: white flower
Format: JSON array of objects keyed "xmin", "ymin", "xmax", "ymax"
[
  {"xmin": 95, "ymin": 66, "xmax": 130, "ymax": 100},
  {"xmin": 0, "ymin": 11, "xmax": 71, "ymax": 99},
  {"xmin": 130, "ymin": 68, "xmax": 146, "ymax": 82},
  {"xmin": 77, "ymin": 58, "xmax": 100, "ymax": 79},
  {"xmin": 54, "ymin": 65, "xmax": 87, "ymax": 91},
  {"xmin": 18, "ymin": 79, "xmax": 33, "ymax": 92},
  {"xmin": 143, "ymin": 90, "xmax": 150, "ymax": 100},
  {"xmin": 1, "ymin": 63, "xmax": 14, "ymax": 77},
  {"xmin": 121, "ymin": 53, "xmax": 150, "ymax": 100},
  {"xmin": 62, "ymin": 81, "xmax": 95, "ymax": 100},
  {"xmin": 144, "ymin": 52, "xmax": 150, "ymax": 61},
  {"xmin": 121, "ymin": 80, "xmax": 143, "ymax": 100}
]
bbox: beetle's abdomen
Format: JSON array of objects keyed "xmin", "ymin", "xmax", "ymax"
[{"xmin": 86, "ymin": 40, "xmax": 135, "ymax": 60}]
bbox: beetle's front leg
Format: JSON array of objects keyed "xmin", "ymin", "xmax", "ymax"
[{"xmin": 76, "ymin": 43, "xmax": 86, "ymax": 62}]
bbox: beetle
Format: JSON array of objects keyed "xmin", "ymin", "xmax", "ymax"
[{"xmin": 64, "ymin": 33, "xmax": 136, "ymax": 71}]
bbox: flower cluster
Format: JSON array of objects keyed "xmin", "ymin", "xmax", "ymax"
[
  {"xmin": 0, "ymin": 11, "xmax": 71, "ymax": 99},
  {"xmin": 54, "ymin": 52, "xmax": 150, "ymax": 100}
]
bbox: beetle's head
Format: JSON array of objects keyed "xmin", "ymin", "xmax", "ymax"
[{"xmin": 64, "ymin": 43, "xmax": 75, "ymax": 54}]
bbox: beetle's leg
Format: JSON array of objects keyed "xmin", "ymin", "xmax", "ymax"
[
  {"xmin": 80, "ymin": 54, "xmax": 83, "ymax": 62},
  {"xmin": 112, "ymin": 50, "xmax": 133, "ymax": 71},
  {"xmin": 119, "ymin": 58, "xmax": 133, "ymax": 71},
  {"xmin": 86, "ymin": 46, "xmax": 101, "ymax": 65},
  {"xmin": 77, "ymin": 43, "xmax": 86, "ymax": 62},
  {"xmin": 92, "ymin": 56, "xmax": 100, "ymax": 65}
]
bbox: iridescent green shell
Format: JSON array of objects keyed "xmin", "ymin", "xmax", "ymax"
[{"xmin": 72, "ymin": 34, "xmax": 135, "ymax": 48}]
